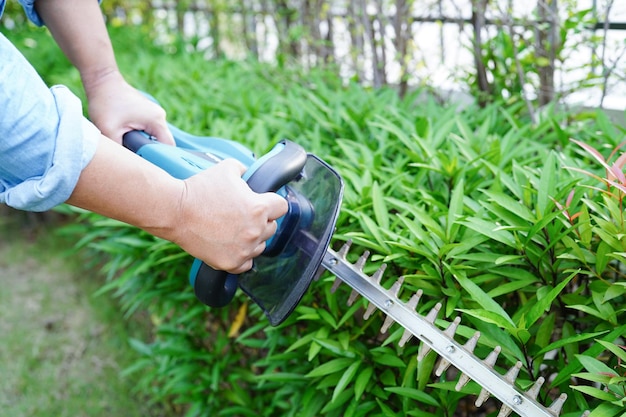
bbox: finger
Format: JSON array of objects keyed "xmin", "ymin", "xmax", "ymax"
[
  {"xmin": 261, "ymin": 193, "xmax": 289, "ymax": 220},
  {"xmin": 146, "ymin": 124, "xmax": 175, "ymax": 146},
  {"xmin": 228, "ymin": 258, "xmax": 254, "ymax": 275},
  {"xmin": 218, "ymin": 158, "xmax": 247, "ymax": 177},
  {"xmin": 257, "ymin": 220, "xmax": 279, "ymax": 243}
]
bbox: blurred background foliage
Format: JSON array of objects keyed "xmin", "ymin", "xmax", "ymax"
[{"xmin": 2, "ymin": 1, "xmax": 626, "ymax": 416}]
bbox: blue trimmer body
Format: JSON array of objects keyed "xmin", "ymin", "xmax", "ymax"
[{"xmin": 123, "ymin": 125, "xmax": 343, "ymax": 326}]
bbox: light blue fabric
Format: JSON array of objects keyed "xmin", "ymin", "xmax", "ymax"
[{"xmin": 0, "ymin": 3, "xmax": 100, "ymax": 211}]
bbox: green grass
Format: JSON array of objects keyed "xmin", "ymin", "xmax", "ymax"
[{"xmin": 0, "ymin": 211, "xmax": 170, "ymax": 417}]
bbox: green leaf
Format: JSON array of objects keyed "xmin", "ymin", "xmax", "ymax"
[
  {"xmin": 385, "ymin": 387, "xmax": 439, "ymax": 407},
  {"xmin": 332, "ymin": 360, "xmax": 361, "ymax": 402},
  {"xmin": 536, "ymin": 330, "xmax": 608, "ymax": 357},
  {"xmin": 305, "ymin": 358, "xmax": 354, "ymax": 378},
  {"xmin": 371, "ymin": 181, "xmax": 389, "ymax": 231},
  {"xmin": 450, "ymin": 268, "xmax": 515, "ymax": 328},
  {"xmin": 354, "ymin": 366, "xmax": 374, "ymax": 400},
  {"xmin": 523, "ymin": 270, "xmax": 576, "ymax": 329},
  {"xmin": 447, "ymin": 177, "xmax": 464, "ymax": 241}
]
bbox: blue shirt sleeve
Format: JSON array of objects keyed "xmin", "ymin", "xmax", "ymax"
[
  {"xmin": 0, "ymin": 33, "xmax": 100, "ymax": 212},
  {"xmin": 15, "ymin": 0, "xmax": 43, "ymax": 26}
]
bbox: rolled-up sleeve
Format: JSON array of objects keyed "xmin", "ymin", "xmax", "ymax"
[
  {"xmin": 16, "ymin": 0, "xmax": 43, "ymax": 26},
  {"xmin": 0, "ymin": 33, "xmax": 99, "ymax": 212}
]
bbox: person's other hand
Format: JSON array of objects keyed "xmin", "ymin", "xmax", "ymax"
[
  {"xmin": 84, "ymin": 70, "xmax": 175, "ymax": 145},
  {"xmin": 167, "ymin": 159, "xmax": 289, "ymax": 273}
]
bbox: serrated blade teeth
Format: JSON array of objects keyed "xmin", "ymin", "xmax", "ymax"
[
  {"xmin": 398, "ymin": 328, "xmax": 413, "ymax": 347},
  {"xmin": 363, "ymin": 302, "xmax": 378, "ymax": 320},
  {"xmin": 434, "ymin": 356, "xmax": 451, "ymax": 377},
  {"xmin": 464, "ymin": 331, "xmax": 480, "ymax": 353},
  {"xmin": 387, "ymin": 275, "xmax": 403, "ymax": 297},
  {"xmin": 407, "ymin": 290, "xmax": 423, "ymax": 310},
  {"xmin": 417, "ymin": 342, "xmax": 431, "ymax": 362},
  {"xmin": 484, "ymin": 346, "xmax": 501, "ymax": 368},
  {"xmin": 548, "ymin": 393, "xmax": 568, "ymax": 416},
  {"xmin": 505, "ymin": 361, "xmax": 523, "ymax": 384},
  {"xmin": 496, "ymin": 405, "xmax": 513, "ymax": 417},
  {"xmin": 455, "ymin": 372, "xmax": 471, "ymax": 391},
  {"xmin": 371, "ymin": 263, "xmax": 386, "ymax": 285},
  {"xmin": 347, "ymin": 289, "xmax": 359, "ymax": 306},
  {"xmin": 425, "ymin": 303, "xmax": 441, "ymax": 324},
  {"xmin": 331, "ymin": 277, "xmax": 343, "ymax": 293},
  {"xmin": 444, "ymin": 317, "xmax": 461, "ymax": 337},
  {"xmin": 338, "ymin": 240, "xmax": 352, "ymax": 258},
  {"xmin": 475, "ymin": 388, "xmax": 491, "ymax": 407},
  {"xmin": 356, "ymin": 251, "xmax": 370, "ymax": 271},
  {"xmin": 380, "ymin": 315, "xmax": 395, "ymax": 334},
  {"xmin": 527, "ymin": 377, "xmax": 545, "ymax": 400}
]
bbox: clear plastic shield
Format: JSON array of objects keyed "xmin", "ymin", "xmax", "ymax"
[{"xmin": 238, "ymin": 155, "xmax": 343, "ymax": 325}]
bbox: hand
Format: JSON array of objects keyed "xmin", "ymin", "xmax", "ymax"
[
  {"xmin": 84, "ymin": 70, "xmax": 175, "ymax": 145},
  {"xmin": 168, "ymin": 159, "xmax": 289, "ymax": 273}
]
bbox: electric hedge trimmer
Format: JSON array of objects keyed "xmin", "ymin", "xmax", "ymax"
[{"xmin": 123, "ymin": 121, "xmax": 588, "ymax": 417}]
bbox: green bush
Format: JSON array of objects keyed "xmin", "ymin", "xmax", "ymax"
[{"xmin": 6, "ymin": 23, "xmax": 626, "ymax": 416}]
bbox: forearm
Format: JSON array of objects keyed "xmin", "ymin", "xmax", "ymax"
[
  {"xmin": 34, "ymin": 0, "xmax": 120, "ymax": 90},
  {"xmin": 67, "ymin": 135, "xmax": 182, "ymax": 238}
]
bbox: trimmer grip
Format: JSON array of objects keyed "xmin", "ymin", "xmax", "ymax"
[
  {"xmin": 190, "ymin": 140, "xmax": 307, "ymax": 308},
  {"xmin": 191, "ymin": 260, "xmax": 238, "ymax": 308}
]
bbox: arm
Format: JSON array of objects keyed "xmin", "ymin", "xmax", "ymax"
[
  {"xmin": 67, "ymin": 136, "xmax": 288, "ymax": 274},
  {"xmin": 33, "ymin": 0, "xmax": 175, "ymax": 145}
]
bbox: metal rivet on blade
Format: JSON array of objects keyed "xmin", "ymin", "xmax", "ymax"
[{"xmin": 512, "ymin": 395, "xmax": 523, "ymax": 405}]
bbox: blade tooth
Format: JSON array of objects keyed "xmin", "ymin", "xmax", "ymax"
[
  {"xmin": 370, "ymin": 263, "xmax": 387, "ymax": 285},
  {"xmin": 416, "ymin": 302, "xmax": 437, "ymax": 359},
  {"xmin": 434, "ymin": 356, "xmax": 451, "ymax": 377},
  {"xmin": 504, "ymin": 361, "xmax": 523, "ymax": 384},
  {"xmin": 526, "ymin": 376, "xmax": 545, "ymax": 401},
  {"xmin": 347, "ymin": 289, "xmax": 360, "ymax": 306},
  {"xmin": 380, "ymin": 315, "xmax": 395, "ymax": 334},
  {"xmin": 398, "ymin": 328, "xmax": 413, "ymax": 347},
  {"xmin": 338, "ymin": 240, "xmax": 352, "ymax": 259},
  {"xmin": 416, "ymin": 343, "xmax": 431, "ymax": 362},
  {"xmin": 425, "ymin": 303, "xmax": 442, "ymax": 324},
  {"xmin": 474, "ymin": 388, "xmax": 491, "ymax": 407},
  {"xmin": 406, "ymin": 289, "xmax": 423, "ymax": 311},
  {"xmin": 548, "ymin": 393, "xmax": 568, "ymax": 416},
  {"xmin": 355, "ymin": 250, "xmax": 370, "ymax": 271},
  {"xmin": 483, "ymin": 346, "xmax": 501, "ymax": 368},
  {"xmin": 363, "ymin": 302, "xmax": 378, "ymax": 320},
  {"xmin": 444, "ymin": 316, "xmax": 461, "ymax": 337},
  {"xmin": 581, "ymin": 411, "xmax": 591, "ymax": 417},
  {"xmin": 455, "ymin": 372, "xmax": 471, "ymax": 391},
  {"xmin": 330, "ymin": 277, "xmax": 343, "ymax": 293},
  {"xmin": 463, "ymin": 331, "xmax": 481, "ymax": 354},
  {"xmin": 313, "ymin": 264, "xmax": 326, "ymax": 281},
  {"xmin": 496, "ymin": 404, "xmax": 513, "ymax": 417},
  {"xmin": 387, "ymin": 275, "xmax": 404, "ymax": 298}
]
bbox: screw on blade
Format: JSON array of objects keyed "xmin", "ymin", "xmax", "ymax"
[{"xmin": 322, "ymin": 246, "xmax": 571, "ymax": 416}]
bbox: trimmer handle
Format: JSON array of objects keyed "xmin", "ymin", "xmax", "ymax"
[
  {"xmin": 122, "ymin": 131, "xmax": 307, "ymax": 308},
  {"xmin": 190, "ymin": 140, "xmax": 307, "ymax": 307}
]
